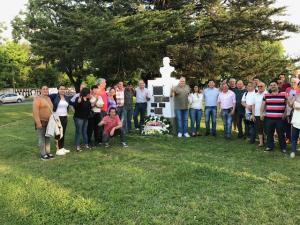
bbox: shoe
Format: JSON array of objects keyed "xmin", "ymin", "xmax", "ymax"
[
  {"xmin": 135, "ymin": 128, "xmax": 140, "ymax": 131},
  {"xmin": 105, "ymin": 143, "xmax": 110, "ymax": 148},
  {"xmin": 264, "ymin": 147, "xmax": 273, "ymax": 152},
  {"xmin": 121, "ymin": 142, "xmax": 128, "ymax": 148},
  {"xmin": 212, "ymin": 133, "xmax": 217, "ymax": 137},
  {"xmin": 40, "ymin": 154, "xmax": 50, "ymax": 161},
  {"xmin": 205, "ymin": 132, "xmax": 209, "ymax": 136},
  {"xmin": 184, "ymin": 133, "xmax": 190, "ymax": 138},
  {"xmin": 47, "ymin": 153, "xmax": 54, "ymax": 159},
  {"xmin": 85, "ymin": 145, "xmax": 91, "ymax": 150},
  {"xmin": 290, "ymin": 152, "xmax": 295, "ymax": 158},
  {"xmin": 63, "ymin": 148, "xmax": 70, "ymax": 153},
  {"xmin": 56, "ymin": 149, "xmax": 66, "ymax": 156},
  {"xmin": 281, "ymin": 149, "xmax": 287, "ymax": 154},
  {"xmin": 76, "ymin": 146, "xmax": 82, "ymax": 152},
  {"xmin": 178, "ymin": 133, "xmax": 182, "ymax": 138}
]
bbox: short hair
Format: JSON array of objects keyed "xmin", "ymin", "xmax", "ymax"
[
  {"xmin": 80, "ymin": 87, "xmax": 90, "ymax": 97},
  {"xmin": 96, "ymin": 78, "xmax": 106, "ymax": 85},
  {"xmin": 57, "ymin": 83, "xmax": 65, "ymax": 90},
  {"xmin": 40, "ymin": 84, "xmax": 48, "ymax": 89},
  {"xmin": 207, "ymin": 79, "xmax": 215, "ymax": 84},
  {"xmin": 109, "ymin": 107, "xmax": 117, "ymax": 113},
  {"xmin": 229, "ymin": 78, "xmax": 236, "ymax": 82},
  {"xmin": 90, "ymin": 85, "xmax": 98, "ymax": 90}
]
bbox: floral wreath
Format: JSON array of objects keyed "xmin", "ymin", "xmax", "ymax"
[{"xmin": 142, "ymin": 115, "xmax": 171, "ymax": 135}]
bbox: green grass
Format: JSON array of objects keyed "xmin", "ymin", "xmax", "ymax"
[{"xmin": 0, "ymin": 103, "xmax": 299, "ymax": 225}]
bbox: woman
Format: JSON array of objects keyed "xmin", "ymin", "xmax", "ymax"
[
  {"xmin": 32, "ymin": 85, "xmax": 54, "ymax": 160},
  {"xmin": 289, "ymin": 93, "xmax": 300, "ymax": 158},
  {"xmin": 107, "ymin": 88, "xmax": 117, "ymax": 112},
  {"xmin": 74, "ymin": 87, "xmax": 91, "ymax": 151},
  {"xmin": 88, "ymin": 85, "xmax": 104, "ymax": 146},
  {"xmin": 188, "ymin": 85, "xmax": 203, "ymax": 136},
  {"xmin": 49, "ymin": 84, "xmax": 72, "ymax": 156}
]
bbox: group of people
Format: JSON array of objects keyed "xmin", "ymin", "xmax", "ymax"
[
  {"xmin": 32, "ymin": 73, "xmax": 300, "ymax": 160},
  {"xmin": 173, "ymin": 74, "xmax": 300, "ymax": 158}
]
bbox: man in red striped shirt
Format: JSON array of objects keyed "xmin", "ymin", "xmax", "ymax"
[{"xmin": 260, "ymin": 82, "xmax": 287, "ymax": 153}]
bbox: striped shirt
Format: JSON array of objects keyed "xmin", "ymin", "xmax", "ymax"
[
  {"xmin": 116, "ymin": 89, "xmax": 124, "ymax": 107},
  {"xmin": 263, "ymin": 92, "xmax": 287, "ymax": 119}
]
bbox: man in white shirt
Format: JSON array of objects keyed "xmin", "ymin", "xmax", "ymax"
[
  {"xmin": 252, "ymin": 82, "xmax": 268, "ymax": 147},
  {"xmin": 242, "ymin": 82, "xmax": 256, "ymax": 143},
  {"xmin": 134, "ymin": 80, "xmax": 150, "ymax": 130}
]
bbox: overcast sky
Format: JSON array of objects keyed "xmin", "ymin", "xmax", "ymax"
[{"xmin": 0, "ymin": 0, "xmax": 299, "ymax": 57}]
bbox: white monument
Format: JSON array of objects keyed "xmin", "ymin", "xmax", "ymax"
[{"xmin": 147, "ymin": 57, "xmax": 179, "ymax": 118}]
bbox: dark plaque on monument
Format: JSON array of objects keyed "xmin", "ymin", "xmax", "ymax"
[
  {"xmin": 151, "ymin": 109, "xmax": 155, "ymax": 113},
  {"xmin": 153, "ymin": 86, "xmax": 163, "ymax": 96},
  {"xmin": 154, "ymin": 96, "xmax": 164, "ymax": 103},
  {"xmin": 159, "ymin": 103, "xmax": 166, "ymax": 108},
  {"xmin": 154, "ymin": 108, "xmax": 163, "ymax": 115},
  {"xmin": 163, "ymin": 97, "xmax": 170, "ymax": 102},
  {"xmin": 151, "ymin": 103, "xmax": 158, "ymax": 107}
]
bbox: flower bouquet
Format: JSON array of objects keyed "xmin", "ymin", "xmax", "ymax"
[{"xmin": 142, "ymin": 115, "xmax": 171, "ymax": 136}]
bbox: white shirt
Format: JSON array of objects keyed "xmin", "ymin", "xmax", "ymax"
[
  {"xmin": 291, "ymin": 101, "xmax": 300, "ymax": 129},
  {"xmin": 55, "ymin": 99, "xmax": 68, "ymax": 116},
  {"xmin": 90, "ymin": 95, "xmax": 104, "ymax": 113},
  {"xmin": 188, "ymin": 93, "xmax": 203, "ymax": 110},
  {"xmin": 135, "ymin": 87, "xmax": 150, "ymax": 103},
  {"xmin": 242, "ymin": 91, "xmax": 256, "ymax": 114},
  {"xmin": 253, "ymin": 91, "xmax": 267, "ymax": 116}
]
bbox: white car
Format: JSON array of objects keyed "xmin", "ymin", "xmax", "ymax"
[{"xmin": 0, "ymin": 93, "xmax": 25, "ymax": 104}]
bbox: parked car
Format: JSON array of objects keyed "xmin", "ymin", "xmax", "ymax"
[{"xmin": 0, "ymin": 93, "xmax": 25, "ymax": 104}]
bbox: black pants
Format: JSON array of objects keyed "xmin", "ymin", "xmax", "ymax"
[
  {"xmin": 87, "ymin": 113, "xmax": 102, "ymax": 145},
  {"xmin": 236, "ymin": 112, "xmax": 245, "ymax": 138},
  {"xmin": 102, "ymin": 128, "xmax": 125, "ymax": 144},
  {"xmin": 265, "ymin": 118, "xmax": 286, "ymax": 150},
  {"xmin": 57, "ymin": 116, "xmax": 68, "ymax": 149},
  {"xmin": 245, "ymin": 119, "xmax": 256, "ymax": 143}
]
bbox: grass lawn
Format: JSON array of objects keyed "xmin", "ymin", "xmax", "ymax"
[{"xmin": 0, "ymin": 103, "xmax": 299, "ymax": 225}]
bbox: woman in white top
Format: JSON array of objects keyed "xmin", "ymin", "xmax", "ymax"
[
  {"xmin": 288, "ymin": 93, "xmax": 300, "ymax": 158},
  {"xmin": 49, "ymin": 84, "xmax": 72, "ymax": 156},
  {"xmin": 188, "ymin": 85, "xmax": 203, "ymax": 136},
  {"xmin": 88, "ymin": 85, "xmax": 104, "ymax": 145}
]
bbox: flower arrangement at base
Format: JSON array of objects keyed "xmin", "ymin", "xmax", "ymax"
[{"xmin": 142, "ymin": 115, "xmax": 171, "ymax": 136}]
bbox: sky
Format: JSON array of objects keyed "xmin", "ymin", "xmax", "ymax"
[{"xmin": 0, "ymin": 0, "xmax": 299, "ymax": 57}]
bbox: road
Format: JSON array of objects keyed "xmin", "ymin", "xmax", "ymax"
[{"xmin": 0, "ymin": 101, "xmax": 32, "ymax": 106}]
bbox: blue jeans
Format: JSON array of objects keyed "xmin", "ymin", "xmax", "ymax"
[
  {"xmin": 134, "ymin": 103, "xmax": 147, "ymax": 129},
  {"xmin": 74, "ymin": 117, "xmax": 88, "ymax": 146},
  {"xmin": 123, "ymin": 107, "xmax": 133, "ymax": 132},
  {"xmin": 205, "ymin": 106, "xmax": 217, "ymax": 135},
  {"xmin": 291, "ymin": 126, "xmax": 300, "ymax": 153},
  {"xmin": 221, "ymin": 109, "xmax": 233, "ymax": 138},
  {"xmin": 117, "ymin": 106, "xmax": 124, "ymax": 120},
  {"xmin": 190, "ymin": 108, "xmax": 202, "ymax": 134},
  {"xmin": 175, "ymin": 109, "xmax": 188, "ymax": 134}
]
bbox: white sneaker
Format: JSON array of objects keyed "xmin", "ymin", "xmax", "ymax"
[
  {"xmin": 63, "ymin": 148, "xmax": 70, "ymax": 153},
  {"xmin": 178, "ymin": 133, "xmax": 182, "ymax": 138},
  {"xmin": 290, "ymin": 152, "xmax": 295, "ymax": 158},
  {"xmin": 184, "ymin": 133, "xmax": 190, "ymax": 138},
  {"xmin": 56, "ymin": 148, "xmax": 66, "ymax": 156}
]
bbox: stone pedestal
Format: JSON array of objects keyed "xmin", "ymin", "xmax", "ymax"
[{"xmin": 147, "ymin": 77, "xmax": 179, "ymax": 135}]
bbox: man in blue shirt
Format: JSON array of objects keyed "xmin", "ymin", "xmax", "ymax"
[{"xmin": 203, "ymin": 80, "xmax": 219, "ymax": 136}]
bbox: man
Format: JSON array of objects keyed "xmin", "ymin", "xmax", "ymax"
[
  {"xmin": 217, "ymin": 83, "xmax": 236, "ymax": 139},
  {"xmin": 252, "ymin": 82, "xmax": 268, "ymax": 147},
  {"xmin": 133, "ymin": 80, "xmax": 150, "ymax": 130},
  {"xmin": 242, "ymin": 82, "xmax": 256, "ymax": 143},
  {"xmin": 203, "ymin": 80, "xmax": 219, "ymax": 136},
  {"xmin": 260, "ymin": 82, "xmax": 287, "ymax": 153},
  {"xmin": 229, "ymin": 78, "xmax": 237, "ymax": 91},
  {"xmin": 233, "ymin": 80, "xmax": 246, "ymax": 138},
  {"xmin": 115, "ymin": 81, "xmax": 125, "ymax": 120},
  {"xmin": 98, "ymin": 107, "xmax": 128, "ymax": 148},
  {"xmin": 278, "ymin": 73, "xmax": 291, "ymax": 92},
  {"xmin": 172, "ymin": 77, "xmax": 190, "ymax": 137},
  {"xmin": 123, "ymin": 82, "xmax": 135, "ymax": 132},
  {"xmin": 253, "ymin": 77, "xmax": 260, "ymax": 91}
]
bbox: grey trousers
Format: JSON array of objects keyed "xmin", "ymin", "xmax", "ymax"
[{"xmin": 37, "ymin": 126, "xmax": 50, "ymax": 156}]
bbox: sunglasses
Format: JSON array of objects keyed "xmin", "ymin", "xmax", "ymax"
[{"xmin": 258, "ymin": 86, "xmax": 264, "ymax": 88}]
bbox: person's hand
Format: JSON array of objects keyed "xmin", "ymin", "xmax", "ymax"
[
  {"xmin": 251, "ymin": 115, "xmax": 256, "ymax": 122},
  {"xmin": 110, "ymin": 128, "xmax": 115, "ymax": 136},
  {"xmin": 36, "ymin": 123, "xmax": 42, "ymax": 129},
  {"xmin": 230, "ymin": 110, "xmax": 235, "ymax": 116},
  {"xmin": 260, "ymin": 115, "xmax": 264, "ymax": 121},
  {"xmin": 78, "ymin": 97, "xmax": 82, "ymax": 103},
  {"xmin": 282, "ymin": 114, "xmax": 286, "ymax": 120}
]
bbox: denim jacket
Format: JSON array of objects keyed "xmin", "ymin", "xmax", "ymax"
[{"xmin": 49, "ymin": 94, "xmax": 72, "ymax": 112}]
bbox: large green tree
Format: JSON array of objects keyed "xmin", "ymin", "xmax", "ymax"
[{"xmin": 12, "ymin": 0, "xmax": 298, "ymax": 89}]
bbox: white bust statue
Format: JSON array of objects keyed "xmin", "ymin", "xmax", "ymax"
[{"xmin": 160, "ymin": 57, "xmax": 175, "ymax": 79}]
